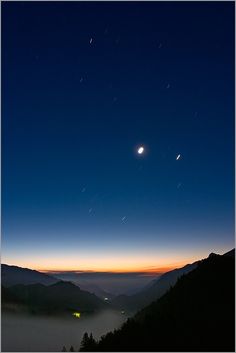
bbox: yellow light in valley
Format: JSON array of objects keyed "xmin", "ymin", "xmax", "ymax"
[{"xmin": 73, "ymin": 312, "xmax": 81, "ymax": 318}]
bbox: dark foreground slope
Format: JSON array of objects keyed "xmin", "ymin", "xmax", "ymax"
[
  {"xmin": 2, "ymin": 281, "xmax": 106, "ymax": 315},
  {"xmin": 81, "ymin": 252, "xmax": 235, "ymax": 351}
]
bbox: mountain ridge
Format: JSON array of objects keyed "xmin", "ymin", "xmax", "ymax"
[
  {"xmin": 2, "ymin": 280, "xmax": 106, "ymax": 315},
  {"xmin": 1, "ymin": 264, "xmax": 58, "ymax": 287},
  {"xmin": 111, "ymin": 259, "xmax": 199, "ymax": 312},
  {"xmin": 80, "ymin": 250, "xmax": 235, "ymax": 351}
]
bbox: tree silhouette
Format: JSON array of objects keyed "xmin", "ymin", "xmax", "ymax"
[
  {"xmin": 80, "ymin": 333, "xmax": 89, "ymax": 351},
  {"xmin": 89, "ymin": 333, "xmax": 97, "ymax": 350},
  {"xmin": 80, "ymin": 332, "xmax": 97, "ymax": 351},
  {"xmin": 69, "ymin": 346, "xmax": 74, "ymax": 352},
  {"xmin": 62, "ymin": 346, "xmax": 67, "ymax": 352}
]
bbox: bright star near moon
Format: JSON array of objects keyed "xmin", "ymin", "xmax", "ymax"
[
  {"xmin": 176, "ymin": 154, "xmax": 181, "ymax": 160},
  {"xmin": 137, "ymin": 146, "xmax": 144, "ymax": 154}
]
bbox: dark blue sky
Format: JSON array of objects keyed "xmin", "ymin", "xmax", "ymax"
[{"xmin": 2, "ymin": 1, "xmax": 235, "ymax": 271}]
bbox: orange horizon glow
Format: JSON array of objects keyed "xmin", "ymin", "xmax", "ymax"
[
  {"xmin": 3, "ymin": 246, "xmax": 227, "ymax": 274},
  {"xmin": 4, "ymin": 258, "xmax": 197, "ymax": 275},
  {"xmin": 39, "ymin": 266, "xmax": 177, "ymax": 274},
  {"xmin": 37, "ymin": 261, "xmax": 188, "ymax": 274}
]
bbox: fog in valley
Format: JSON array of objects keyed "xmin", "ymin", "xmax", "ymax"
[
  {"xmin": 51, "ymin": 271, "xmax": 159, "ymax": 295},
  {"xmin": 2, "ymin": 310, "xmax": 128, "ymax": 352}
]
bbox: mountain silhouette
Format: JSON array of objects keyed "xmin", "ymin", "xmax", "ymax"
[
  {"xmin": 2, "ymin": 280, "xmax": 106, "ymax": 315},
  {"xmin": 81, "ymin": 250, "xmax": 235, "ymax": 351},
  {"xmin": 111, "ymin": 261, "xmax": 198, "ymax": 313},
  {"xmin": 1, "ymin": 264, "xmax": 58, "ymax": 287},
  {"xmin": 223, "ymin": 248, "xmax": 235, "ymax": 257}
]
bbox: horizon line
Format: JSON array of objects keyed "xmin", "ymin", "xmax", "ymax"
[
  {"xmin": 3, "ymin": 261, "xmax": 191, "ymax": 275},
  {"xmin": 3, "ymin": 247, "xmax": 232, "ymax": 274}
]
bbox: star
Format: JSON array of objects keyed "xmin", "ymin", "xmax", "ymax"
[{"xmin": 176, "ymin": 154, "xmax": 181, "ymax": 160}]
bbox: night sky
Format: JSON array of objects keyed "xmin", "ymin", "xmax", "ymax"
[{"xmin": 2, "ymin": 1, "xmax": 235, "ymax": 271}]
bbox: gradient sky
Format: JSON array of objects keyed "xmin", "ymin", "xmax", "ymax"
[{"xmin": 2, "ymin": 1, "xmax": 235, "ymax": 272}]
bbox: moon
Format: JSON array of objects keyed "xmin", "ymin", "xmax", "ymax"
[{"xmin": 137, "ymin": 146, "xmax": 144, "ymax": 154}]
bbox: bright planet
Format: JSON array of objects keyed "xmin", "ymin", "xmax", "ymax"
[{"xmin": 137, "ymin": 146, "xmax": 144, "ymax": 154}]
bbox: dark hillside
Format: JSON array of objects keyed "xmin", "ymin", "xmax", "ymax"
[
  {"xmin": 81, "ymin": 252, "xmax": 235, "ymax": 351},
  {"xmin": 2, "ymin": 281, "xmax": 106, "ymax": 315}
]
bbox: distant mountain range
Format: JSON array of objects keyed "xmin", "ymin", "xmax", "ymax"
[
  {"xmin": 80, "ymin": 249, "xmax": 235, "ymax": 352},
  {"xmin": 1, "ymin": 261, "xmax": 199, "ymax": 314},
  {"xmin": 50, "ymin": 271, "xmax": 115, "ymax": 300},
  {"xmin": 2, "ymin": 281, "xmax": 106, "ymax": 315},
  {"xmin": 1, "ymin": 264, "xmax": 109, "ymax": 315},
  {"xmin": 3, "ymin": 249, "xmax": 235, "ymax": 323},
  {"xmin": 50, "ymin": 270, "xmax": 157, "ymax": 296},
  {"xmin": 111, "ymin": 260, "xmax": 199, "ymax": 313},
  {"xmin": 1, "ymin": 264, "xmax": 58, "ymax": 287},
  {"xmin": 1, "ymin": 264, "xmax": 114, "ymax": 300}
]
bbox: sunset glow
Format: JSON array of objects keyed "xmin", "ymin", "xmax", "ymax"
[
  {"xmin": 3, "ymin": 246, "xmax": 229, "ymax": 274},
  {"xmin": 2, "ymin": 2, "xmax": 234, "ymax": 352}
]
